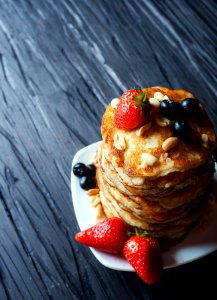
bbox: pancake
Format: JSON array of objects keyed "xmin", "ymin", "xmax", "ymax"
[
  {"xmin": 98, "ymin": 167, "xmax": 211, "ymax": 242},
  {"xmin": 95, "ymin": 86, "xmax": 216, "ymax": 244},
  {"xmin": 101, "ymin": 87, "xmax": 215, "ymax": 178},
  {"xmin": 99, "ymin": 143, "xmax": 214, "ymax": 208},
  {"xmin": 98, "ymin": 167, "xmax": 208, "ymax": 222}
]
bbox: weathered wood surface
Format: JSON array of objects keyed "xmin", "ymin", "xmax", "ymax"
[{"xmin": 0, "ymin": 0, "xmax": 217, "ymax": 299}]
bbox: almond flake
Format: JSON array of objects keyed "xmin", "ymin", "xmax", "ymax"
[
  {"xmin": 132, "ymin": 177, "xmax": 145, "ymax": 186},
  {"xmin": 201, "ymin": 133, "xmax": 209, "ymax": 148},
  {"xmin": 162, "ymin": 137, "xmax": 178, "ymax": 151},
  {"xmin": 154, "ymin": 92, "xmax": 164, "ymax": 101},
  {"xmin": 165, "ymin": 183, "xmax": 171, "ymax": 188},
  {"xmin": 155, "ymin": 115, "xmax": 170, "ymax": 127},
  {"xmin": 136, "ymin": 122, "xmax": 152, "ymax": 136},
  {"xmin": 141, "ymin": 153, "xmax": 158, "ymax": 166},
  {"xmin": 86, "ymin": 188, "xmax": 99, "ymax": 196},
  {"xmin": 114, "ymin": 132, "xmax": 126, "ymax": 150},
  {"xmin": 95, "ymin": 203, "xmax": 105, "ymax": 219},
  {"xmin": 149, "ymin": 98, "xmax": 160, "ymax": 108},
  {"xmin": 89, "ymin": 195, "xmax": 100, "ymax": 207}
]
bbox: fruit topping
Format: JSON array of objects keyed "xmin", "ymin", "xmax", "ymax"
[
  {"xmin": 181, "ymin": 98, "xmax": 200, "ymax": 117},
  {"xmin": 123, "ymin": 235, "xmax": 162, "ymax": 284},
  {"xmin": 75, "ymin": 217, "xmax": 129, "ymax": 253},
  {"xmin": 73, "ymin": 162, "xmax": 97, "ymax": 190},
  {"xmin": 158, "ymin": 96, "xmax": 202, "ymax": 144},
  {"xmin": 86, "ymin": 164, "xmax": 96, "ymax": 176},
  {"xmin": 73, "ymin": 163, "xmax": 89, "ymax": 177},
  {"xmin": 115, "ymin": 89, "xmax": 150, "ymax": 130},
  {"xmin": 75, "ymin": 216, "xmax": 163, "ymax": 284},
  {"xmin": 171, "ymin": 120, "xmax": 192, "ymax": 142},
  {"xmin": 113, "ymin": 88, "xmax": 205, "ymax": 146},
  {"xmin": 80, "ymin": 176, "xmax": 96, "ymax": 190},
  {"xmin": 159, "ymin": 99, "xmax": 181, "ymax": 120}
]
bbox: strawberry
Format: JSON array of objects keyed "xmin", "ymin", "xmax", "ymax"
[
  {"xmin": 123, "ymin": 236, "xmax": 162, "ymax": 284},
  {"xmin": 115, "ymin": 89, "xmax": 150, "ymax": 130},
  {"xmin": 75, "ymin": 217, "xmax": 129, "ymax": 253}
]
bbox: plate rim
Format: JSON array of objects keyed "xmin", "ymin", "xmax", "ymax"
[{"xmin": 71, "ymin": 141, "xmax": 217, "ymax": 270}]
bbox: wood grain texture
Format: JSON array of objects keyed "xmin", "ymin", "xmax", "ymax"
[{"xmin": 0, "ymin": 0, "xmax": 216, "ymax": 299}]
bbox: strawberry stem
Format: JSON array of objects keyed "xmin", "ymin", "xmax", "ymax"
[
  {"xmin": 133, "ymin": 89, "xmax": 150, "ymax": 114},
  {"xmin": 127, "ymin": 227, "xmax": 149, "ymax": 238}
]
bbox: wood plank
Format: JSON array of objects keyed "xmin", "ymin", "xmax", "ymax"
[{"xmin": 0, "ymin": 0, "xmax": 216, "ymax": 299}]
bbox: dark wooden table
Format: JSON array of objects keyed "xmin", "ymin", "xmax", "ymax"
[{"xmin": 0, "ymin": 1, "xmax": 217, "ymax": 299}]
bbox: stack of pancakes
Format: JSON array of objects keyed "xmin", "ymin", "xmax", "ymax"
[{"xmin": 96, "ymin": 87, "xmax": 216, "ymax": 244}]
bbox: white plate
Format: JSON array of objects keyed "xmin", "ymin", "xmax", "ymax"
[{"xmin": 71, "ymin": 141, "xmax": 217, "ymax": 270}]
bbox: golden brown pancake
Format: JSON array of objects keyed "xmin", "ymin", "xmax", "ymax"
[
  {"xmin": 96, "ymin": 87, "xmax": 216, "ymax": 244},
  {"xmin": 101, "ymin": 87, "xmax": 215, "ymax": 178}
]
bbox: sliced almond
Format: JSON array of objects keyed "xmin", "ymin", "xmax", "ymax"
[
  {"xmin": 89, "ymin": 195, "xmax": 100, "ymax": 207},
  {"xmin": 165, "ymin": 183, "xmax": 171, "ymax": 188},
  {"xmin": 86, "ymin": 188, "xmax": 99, "ymax": 196},
  {"xmin": 136, "ymin": 122, "xmax": 152, "ymax": 136},
  {"xmin": 149, "ymin": 98, "xmax": 160, "ymax": 108},
  {"xmin": 89, "ymin": 195, "xmax": 96, "ymax": 206},
  {"xmin": 132, "ymin": 177, "xmax": 145, "ymax": 186},
  {"xmin": 95, "ymin": 203, "xmax": 105, "ymax": 219},
  {"xmin": 114, "ymin": 132, "xmax": 126, "ymax": 150},
  {"xmin": 111, "ymin": 98, "xmax": 120, "ymax": 109},
  {"xmin": 154, "ymin": 92, "xmax": 164, "ymax": 101},
  {"xmin": 166, "ymin": 157, "xmax": 173, "ymax": 164},
  {"xmin": 162, "ymin": 137, "xmax": 179, "ymax": 151},
  {"xmin": 201, "ymin": 133, "xmax": 209, "ymax": 148},
  {"xmin": 155, "ymin": 115, "xmax": 170, "ymax": 127},
  {"xmin": 92, "ymin": 196, "xmax": 100, "ymax": 207},
  {"xmin": 141, "ymin": 153, "xmax": 158, "ymax": 166}
]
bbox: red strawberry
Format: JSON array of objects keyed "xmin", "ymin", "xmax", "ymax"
[
  {"xmin": 115, "ymin": 89, "xmax": 150, "ymax": 130},
  {"xmin": 75, "ymin": 217, "xmax": 129, "ymax": 253},
  {"xmin": 123, "ymin": 236, "xmax": 162, "ymax": 284}
]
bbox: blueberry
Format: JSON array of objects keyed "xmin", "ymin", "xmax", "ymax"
[
  {"xmin": 86, "ymin": 164, "xmax": 96, "ymax": 176},
  {"xmin": 171, "ymin": 120, "xmax": 192, "ymax": 142},
  {"xmin": 80, "ymin": 176, "xmax": 96, "ymax": 190},
  {"xmin": 73, "ymin": 163, "xmax": 88, "ymax": 177},
  {"xmin": 181, "ymin": 98, "xmax": 200, "ymax": 117},
  {"xmin": 159, "ymin": 99, "xmax": 181, "ymax": 120}
]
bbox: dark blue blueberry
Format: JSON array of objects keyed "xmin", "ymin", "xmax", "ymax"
[
  {"xmin": 171, "ymin": 120, "xmax": 192, "ymax": 142},
  {"xmin": 73, "ymin": 163, "xmax": 88, "ymax": 177},
  {"xmin": 181, "ymin": 98, "xmax": 200, "ymax": 117},
  {"xmin": 79, "ymin": 176, "xmax": 96, "ymax": 190},
  {"xmin": 159, "ymin": 99, "xmax": 181, "ymax": 120},
  {"xmin": 86, "ymin": 164, "xmax": 96, "ymax": 176}
]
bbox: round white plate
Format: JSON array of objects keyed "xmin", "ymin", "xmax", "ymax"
[{"xmin": 71, "ymin": 141, "xmax": 217, "ymax": 270}]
